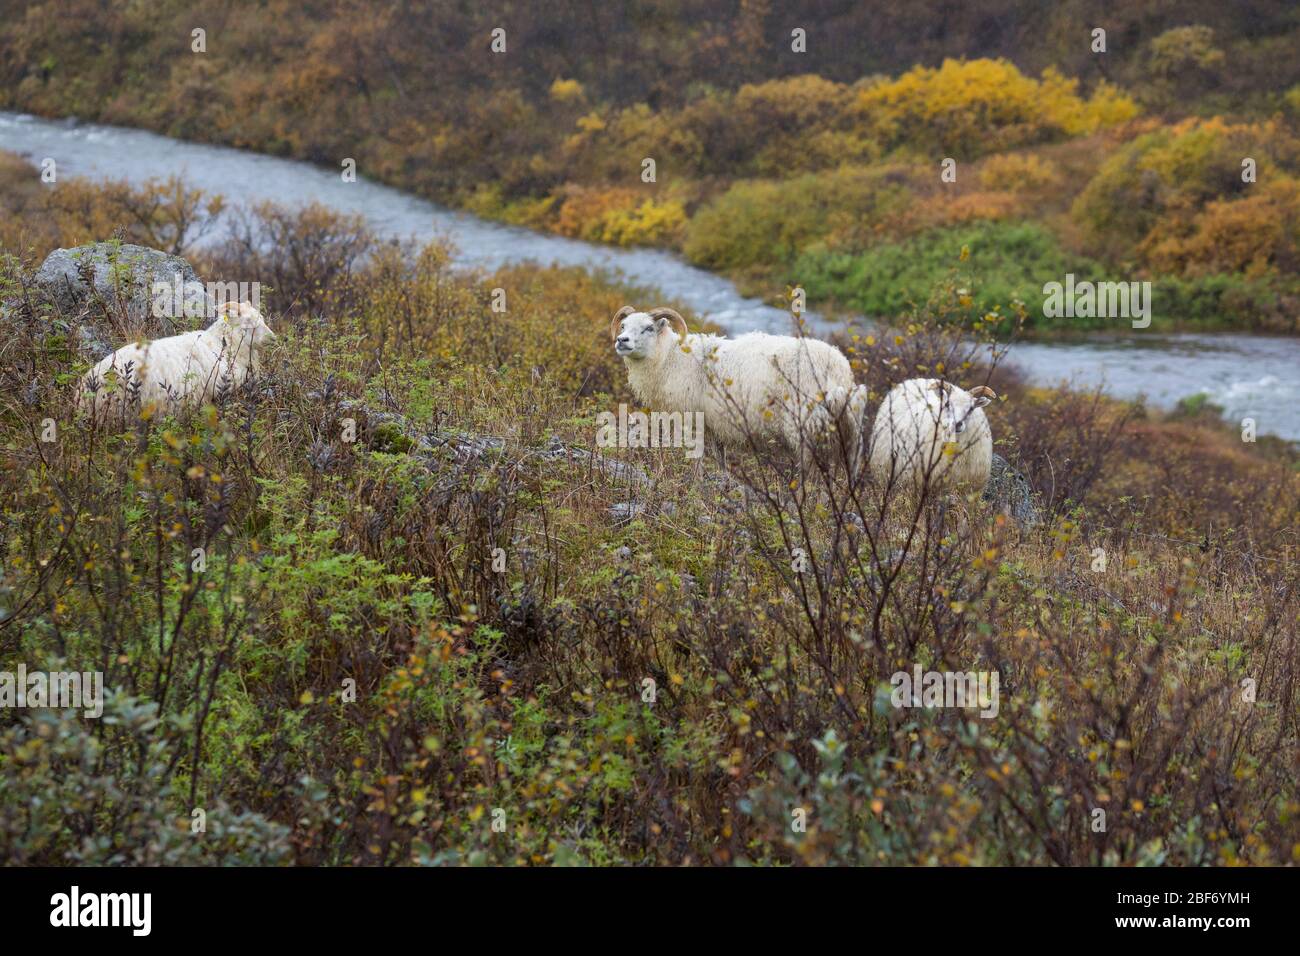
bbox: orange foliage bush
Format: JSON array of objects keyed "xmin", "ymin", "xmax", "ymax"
[
  {"xmin": 1073, "ymin": 116, "xmax": 1300, "ymax": 270},
  {"xmin": 1140, "ymin": 178, "xmax": 1300, "ymax": 277},
  {"xmin": 917, "ymin": 190, "xmax": 1023, "ymax": 228}
]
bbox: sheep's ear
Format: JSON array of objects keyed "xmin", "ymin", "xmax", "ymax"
[{"xmin": 969, "ymin": 385, "xmax": 997, "ymax": 408}]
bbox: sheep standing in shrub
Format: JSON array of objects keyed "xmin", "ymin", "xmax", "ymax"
[
  {"xmin": 80, "ymin": 302, "xmax": 275, "ymax": 417},
  {"xmin": 869, "ymin": 378, "xmax": 997, "ymax": 492},
  {"xmin": 611, "ymin": 305, "xmax": 868, "ymax": 468}
]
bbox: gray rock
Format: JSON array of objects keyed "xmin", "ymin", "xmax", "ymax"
[
  {"xmin": 75, "ymin": 324, "xmax": 113, "ymax": 363},
  {"xmin": 983, "ymin": 453, "xmax": 1041, "ymax": 527},
  {"xmin": 608, "ymin": 501, "xmax": 647, "ymax": 525},
  {"xmin": 34, "ymin": 242, "xmax": 207, "ymax": 332},
  {"xmin": 608, "ymin": 498, "xmax": 678, "ymax": 526}
]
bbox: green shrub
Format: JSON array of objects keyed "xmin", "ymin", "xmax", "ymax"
[
  {"xmin": 0, "ymin": 698, "xmax": 292, "ymax": 865},
  {"xmin": 793, "ymin": 221, "xmax": 1102, "ymax": 328}
]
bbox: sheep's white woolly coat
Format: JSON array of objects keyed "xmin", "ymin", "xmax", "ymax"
[
  {"xmin": 81, "ymin": 303, "xmax": 273, "ymax": 417},
  {"xmin": 622, "ymin": 324, "xmax": 866, "ymax": 458},
  {"xmin": 869, "ymin": 378, "xmax": 993, "ymax": 491}
]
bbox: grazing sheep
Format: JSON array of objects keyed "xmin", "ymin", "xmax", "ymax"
[
  {"xmin": 80, "ymin": 301, "xmax": 275, "ymax": 417},
  {"xmin": 869, "ymin": 378, "xmax": 997, "ymax": 492},
  {"xmin": 611, "ymin": 306, "xmax": 866, "ymax": 466}
]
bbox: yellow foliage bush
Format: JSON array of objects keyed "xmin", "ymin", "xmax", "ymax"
[
  {"xmin": 854, "ymin": 58, "xmax": 1138, "ymax": 155},
  {"xmin": 1037, "ymin": 69, "xmax": 1140, "ymax": 136},
  {"xmin": 554, "ymin": 185, "xmax": 686, "ymax": 247},
  {"xmin": 977, "ymin": 153, "xmax": 1063, "ymax": 193},
  {"xmin": 549, "ymin": 78, "xmax": 585, "ymax": 103},
  {"xmin": 724, "ymin": 76, "xmax": 879, "ymax": 174},
  {"xmin": 597, "ymin": 198, "xmax": 687, "ymax": 246}
]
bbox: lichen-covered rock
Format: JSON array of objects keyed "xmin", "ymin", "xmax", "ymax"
[
  {"xmin": 983, "ymin": 453, "xmax": 1041, "ymax": 526},
  {"xmin": 34, "ymin": 242, "xmax": 205, "ymax": 331},
  {"xmin": 75, "ymin": 324, "xmax": 113, "ymax": 363}
]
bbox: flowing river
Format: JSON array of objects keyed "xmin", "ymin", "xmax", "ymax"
[{"xmin": 3, "ymin": 111, "xmax": 1297, "ymax": 440}]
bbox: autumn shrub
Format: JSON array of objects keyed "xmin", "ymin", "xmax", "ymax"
[
  {"xmin": 1143, "ymin": 25, "xmax": 1227, "ymax": 108},
  {"xmin": 1072, "ymin": 117, "xmax": 1300, "ymax": 269},
  {"xmin": 200, "ymin": 200, "xmax": 376, "ymax": 315},
  {"xmin": 989, "ymin": 384, "xmax": 1133, "ymax": 519},
  {"xmin": 684, "ymin": 167, "xmax": 913, "ymax": 272},
  {"xmin": 1140, "ymin": 177, "xmax": 1300, "ymax": 278},
  {"xmin": 977, "ymin": 153, "xmax": 1063, "ymax": 194},
  {"xmin": 0, "ymin": 154, "xmax": 226, "ymax": 260},
  {"xmin": 730, "ymin": 75, "xmax": 878, "ymax": 175},
  {"xmin": 351, "ymin": 251, "xmax": 691, "ymax": 397},
  {"xmin": 562, "ymin": 102, "xmax": 706, "ymax": 184},
  {"xmin": 552, "ymin": 185, "xmax": 686, "ymax": 247},
  {"xmin": 853, "ymin": 59, "xmax": 1138, "ymax": 157},
  {"xmin": 0, "ymin": 150, "xmax": 61, "ymax": 257},
  {"xmin": 1088, "ymin": 414, "xmax": 1300, "ymax": 564},
  {"xmin": 915, "ymin": 190, "xmax": 1023, "ymax": 228}
]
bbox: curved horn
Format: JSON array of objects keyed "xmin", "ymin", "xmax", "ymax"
[
  {"xmin": 610, "ymin": 305, "xmax": 636, "ymax": 342},
  {"xmin": 648, "ymin": 307, "xmax": 689, "ymax": 342},
  {"xmin": 969, "ymin": 385, "xmax": 997, "ymax": 401}
]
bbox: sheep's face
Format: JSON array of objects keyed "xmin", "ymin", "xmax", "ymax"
[
  {"xmin": 215, "ymin": 303, "xmax": 276, "ymax": 349},
  {"xmin": 931, "ymin": 382, "xmax": 994, "ymax": 435},
  {"xmin": 613, "ymin": 311, "xmax": 668, "ymax": 361}
]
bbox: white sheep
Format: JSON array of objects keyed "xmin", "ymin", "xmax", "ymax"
[
  {"xmin": 611, "ymin": 306, "xmax": 868, "ymax": 465},
  {"xmin": 80, "ymin": 301, "xmax": 275, "ymax": 418},
  {"xmin": 869, "ymin": 378, "xmax": 997, "ymax": 492}
]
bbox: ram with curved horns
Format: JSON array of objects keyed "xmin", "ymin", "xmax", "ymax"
[{"xmin": 610, "ymin": 305, "xmax": 868, "ymax": 468}]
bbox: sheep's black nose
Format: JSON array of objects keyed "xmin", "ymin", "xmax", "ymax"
[{"xmin": 616, "ymin": 337, "xmax": 629, "ymax": 346}]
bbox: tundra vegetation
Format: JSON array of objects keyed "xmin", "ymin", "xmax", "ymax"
[
  {"xmin": 3, "ymin": 2, "xmax": 1299, "ymax": 331},
  {"xmin": 0, "ymin": 179, "xmax": 1295, "ymax": 865}
]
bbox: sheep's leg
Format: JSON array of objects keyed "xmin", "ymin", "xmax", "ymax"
[{"xmin": 783, "ymin": 415, "xmax": 814, "ymax": 487}]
